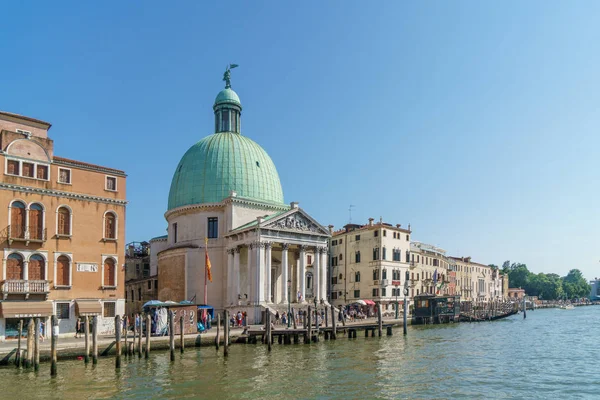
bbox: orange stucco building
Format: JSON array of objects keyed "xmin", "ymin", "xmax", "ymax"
[{"xmin": 0, "ymin": 111, "xmax": 126, "ymax": 340}]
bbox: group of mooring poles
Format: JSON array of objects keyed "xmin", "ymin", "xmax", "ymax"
[{"xmin": 13, "ymin": 316, "xmax": 58, "ymax": 375}]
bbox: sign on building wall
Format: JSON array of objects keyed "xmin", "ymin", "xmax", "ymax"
[{"xmin": 77, "ymin": 263, "xmax": 98, "ymax": 272}]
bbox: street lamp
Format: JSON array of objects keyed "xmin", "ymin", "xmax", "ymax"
[{"xmin": 287, "ymin": 279, "xmax": 291, "ymax": 328}]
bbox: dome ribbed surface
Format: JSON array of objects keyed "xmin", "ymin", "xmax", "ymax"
[{"xmin": 168, "ymin": 132, "xmax": 284, "ymax": 209}]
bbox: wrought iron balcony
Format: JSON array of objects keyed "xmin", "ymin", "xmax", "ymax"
[
  {"xmin": 2, "ymin": 280, "xmax": 50, "ymax": 299},
  {"xmin": 4, "ymin": 225, "xmax": 47, "ymax": 245}
]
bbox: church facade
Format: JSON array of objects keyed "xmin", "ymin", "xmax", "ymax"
[{"xmin": 153, "ymin": 68, "xmax": 330, "ymax": 323}]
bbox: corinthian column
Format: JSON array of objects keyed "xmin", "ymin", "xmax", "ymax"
[
  {"xmin": 281, "ymin": 243, "xmax": 289, "ymax": 304},
  {"xmin": 321, "ymin": 247, "xmax": 328, "ymax": 301},
  {"xmin": 265, "ymin": 242, "xmax": 272, "ymax": 304},
  {"xmin": 313, "ymin": 247, "xmax": 320, "ymax": 302},
  {"xmin": 226, "ymin": 248, "xmax": 235, "ymax": 305},
  {"xmin": 299, "ymin": 245, "xmax": 307, "ymax": 302},
  {"xmin": 233, "ymin": 247, "xmax": 240, "ymax": 304},
  {"xmin": 256, "ymin": 242, "xmax": 265, "ymax": 304}
]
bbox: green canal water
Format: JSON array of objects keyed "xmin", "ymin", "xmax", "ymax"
[{"xmin": 0, "ymin": 306, "xmax": 598, "ymax": 399}]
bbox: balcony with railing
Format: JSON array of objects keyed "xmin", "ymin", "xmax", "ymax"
[
  {"xmin": 2, "ymin": 280, "xmax": 50, "ymax": 300},
  {"xmin": 3, "ymin": 225, "xmax": 47, "ymax": 245}
]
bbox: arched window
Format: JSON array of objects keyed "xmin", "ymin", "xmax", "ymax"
[
  {"xmin": 7, "ymin": 253, "xmax": 24, "ymax": 280},
  {"xmin": 29, "ymin": 254, "xmax": 45, "ymax": 280},
  {"xmin": 104, "ymin": 212, "xmax": 116, "ymax": 239},
  {"xmin": 56, "ymin": 255, "xmax": 70, "ymax": 286},
  {"xmin": 57, "ymin": 207, "xmax": 71, "ymax": 235},
  {"xmin": 104, "ymin": 258, "xmax": 116, "ymax": 287},
  {"xmin": 29, "ymin": 203, "xmax": 44, "ymax": 240},
  {"xmin": 10, "ymin": 201, "xmax": 26, "ymax": 239}
]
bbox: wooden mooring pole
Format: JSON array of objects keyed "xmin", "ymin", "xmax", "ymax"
[
  {"xmin": 137, "ymin": 314, "xmax": 142, "ymax": 358},
  {"xmin": 224, "ymin": 310, "xmax": 229, "ymax": 357},
  {"xmin": 34, "ymin": 318, "xmax": 40, "ymax": 371},
  {"xmin": 330, "ymin": 305, "xmax": 337, "ymax": 340},
  {"xmin": 115, "ymin": 315, "xmax": 122, "ymax": 369},
  {"xmin": 124, "ymin": 316, "xmax": 130, "ymax": 357},
  {"xmin": 266, "ymin": 310, "xmax": 272, "ymax": 352},
  {"xmin": 145, "ymin": 313, "xmax": 151, "ymax": 358},
  {"xmin": 377, "ymin": 304, "xmax": 383, "ymax": 337},
  {"xmin": 92, "ymin": 316, "xmax": 98, "ymax": 365},
  {"xmin": 169, "ymin": 310, "xmax": 175, "ymax": 362},
  {"xmin": 403, "ymin": 297, "xmax": 408, "ymax": 335},
  {"xmin": 84, "ymin": 316, "xmax": 90, "ymax": 364},
  {"xmin": 306, "ymin": 306, "xmax": 312, "ymax": 344},
  {"xmin": 180, "ymin": 315, "xmax": 185, "ymax": 353},
  {"xmin": 523, "ymin": 296, "xmax": 527, "ymax": 319},
  {"xmin": 215, "ymin": 313, "xmax": 221, "ymax": 351},
  {"xmin": 15, "ymin": 319, "xmax": 22, "ymax": 368},
  {"xmin": 50, "ymin": 315, "xmax": 58, "ymax": 377},
  {"xmin": 26, "ymin": 318, "xmax": 34, "ymax": 368}
]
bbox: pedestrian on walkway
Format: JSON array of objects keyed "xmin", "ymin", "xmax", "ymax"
[{"xmin": 75, "ymin": 318, "xmax": 82, "ymax": 338}]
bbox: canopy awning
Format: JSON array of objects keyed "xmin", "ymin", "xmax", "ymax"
[
  {"xmin": 364, "ymin": 300, "xmax": 376, "ymax": 305},
  {"xmin": 76, "ymin": 300, "xmax": 102, "ymax": 316},
  {"xmin": 0, "ymin": 301, "xmax": 53, "ymax": 318}
]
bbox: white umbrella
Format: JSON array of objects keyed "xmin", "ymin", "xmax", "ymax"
[{"xmin": 353, "ymin": 300, "xmax": 367, "ymax": 306}]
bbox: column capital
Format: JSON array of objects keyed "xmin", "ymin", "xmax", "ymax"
[
  {"xmin": 299, "ymin": 245, "xmax": 308, "ymax": 252},
  {"xmin": 227, "ymin": 248, "xmax": 235, "ymax": 255},
  {"xmin": 281, "ymin": 243, "xmax": 290, "ymax": 250},
  {"xmin": 264, "ymin": 242, "xmax": 272, "ymax": 250},
  {"xmin": 235, "ymin": 246, "xmax": 241, "ymax": 254}
]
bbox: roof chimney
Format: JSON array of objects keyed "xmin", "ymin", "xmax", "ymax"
[
  {"xmin": 328, "ymin": 224, "xmax": 334, "ymax": 234},
  {"xmin": 368, "ymin": 218, "xmax": 374, "ymax": 226},
  {"xmin": 290, "ymin": 201, "xmax": 299, "ymax": 209},
  {"xmin": 396, "ymin": 224, "xmax": 401, "ymax": 228}
]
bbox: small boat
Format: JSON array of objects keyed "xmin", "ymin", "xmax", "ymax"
[{"xmin": 559, "ymin": 304, "xmax": 574, "ymax": 310}]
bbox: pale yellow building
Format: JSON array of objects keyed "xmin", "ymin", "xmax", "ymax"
[{"xmin": 329, "ymin": 218, "xmax": 411, "ymax": 312}]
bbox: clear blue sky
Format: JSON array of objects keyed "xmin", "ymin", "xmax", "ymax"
[{"xmin": 3, "ymin": 2, "xmax": 599, "ymax": 279}]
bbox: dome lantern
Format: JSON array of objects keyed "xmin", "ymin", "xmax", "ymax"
[{"xmin": 214, "ymin": 64, "xmax": 241, "ymax": 134}]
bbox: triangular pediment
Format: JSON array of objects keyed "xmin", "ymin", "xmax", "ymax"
[{"xmin": 263, "ymin": 208, "xmax": 330, "ymax": 236}]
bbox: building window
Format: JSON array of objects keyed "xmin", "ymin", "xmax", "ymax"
[
  {"xmin": 331, "ymin": 240, "xmax": 337, "ymax": 246},
  {"xmin": 374, "ymin": 230, "xmax": 379, "ymax": 237},
  {"xmin": 339, "ymin": 254, "xmax": 343, "ymax": 261},
  {"xmin": 104, "ymin": 212, "xmax": 117, "ymax": 239},
  {"xmin": 372, "ymin": 288, "xmax": 379, "ymax": 297},
  {"xmin": 405, "ymin": 251, "xmax": 410, "ymax": 263},
  {"xmin": 355, "ymin": 271, "xmax": 361, "ymax": 282},
  {"xmin": 355, "ymin": 251, "xmax": 361, "ymax": 263},
  {"xmin": 372, "ymin": 247, "xmax": 379, "ymax": 261},
  {"xmin": 355, "ymin": 235, "xmax": 360, "ymax": 241},
  {"xmin": 36, "ymin": 165, "xmax": 48, "ymax": 180},
  {"xmin": 57, "ymin": 206, "xmax": 71, "ymax": 236},
  {"xmin": 29, "ymin": 254, "xmax": 45, "ymax": 280},
  {"xmin": 393, "ymin": 249, "xmax": 401, "ymax": 262},
  {"xmin": 138, "ymin": 288, "xmax": 142, "ymax": 300},
  {"xmin": 382, "ymin": 288, "xmax": 387, "ymax": 297},
  {"xmin": 406, "ymin": 234, "xmax": 409, "ymax": 241},
  {"xmin": 339, "ymin": 239, "xmax": 343, "ymax": 244},
  {"xmin": 104, "ymin": 258, "xmax": 116, "ymax": 287},
  {"xmin": 382, "ymin": 247, "xmax": 387, "ymax": 260},
  {"xmin": 7, "ymin": 159, "xmax": 19, "ymax": 175},
  {"xmin": 373, "ymin": 269, "xmax": 379, "ymax": 280},
  {"xmin": 6, "ymin": 253, "xmax": 24, "ymax": 280},
  {"xmin": 147, "ymin": 280, "xmax": 152, "ymax": 290},
  {"xmin": 393, "ymin": 232, "xmax": 397, "ymax": 239},
  {"xmin": 22, "ymin": 162, "xmax": 34, "ymax": 178},
  {"xmin": 383, "ymin": 230, "xmax": 386, "ymax": 237},
  {"xmin": 382, "ymin": 268, "xmax": 387, "ymax": 280},
  {"xmin": 331, "ymin": 256, "xmax": 338, "ymax": 267},
  {"xmin": 306, "ymin": 272, "xmax": 313, "ymax": 289},
  {"xmin": 307, "ymin": 255, "xmax": 312, "ymax": 265},
  {"xmin": 354, "ymin": 290, "xmax": 360, "ymax": 298},
  {"xmin": 58, "ymin": 168, "xmax": 71, "ymax": 184},
  {"xmin": 56, "ymin": 303, "xmax": 70, "ymax": 320},
  {"xmin": 56, "ymin": 255, "xmax": 70, "ymax": 286},
  {"xmin": 29, "ymin": 203, "xmax": 44, "ymax": 240},
  {"xmin": 173, "ymin": 223, "xmax": 178, "ymax": 243},
  {"xmin": 103, "ymin": 302, "xmax": 116, "ymax": 318},
  {"xmin": 106, "ymin": 176, "xmax": 117, "ymax": 191},
  {"xmin": 207, "ymin": 217, "xmax": 218, "ymax": 238}
]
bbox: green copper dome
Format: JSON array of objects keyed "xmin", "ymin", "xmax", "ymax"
[
  {"xmin": 214, "ymin": 88, "xmax": 241, "ymax": 107},
  {"xmin": 168, "ymin": 132, "xmax": 285, "ymax": 209}
]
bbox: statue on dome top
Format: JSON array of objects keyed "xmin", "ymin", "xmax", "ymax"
[{"xmin": 223, "ymin": 63, "xmax": 239, "ymax": 89}]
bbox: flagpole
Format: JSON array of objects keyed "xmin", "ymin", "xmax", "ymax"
[{"xmin": 204, "ymin": 237, "xmax": 208, "ymax": 305}]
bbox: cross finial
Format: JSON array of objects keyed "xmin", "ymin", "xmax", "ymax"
[{"xmin": 223, "ymin": 64, "xmax": 239, "ymax": 89}]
